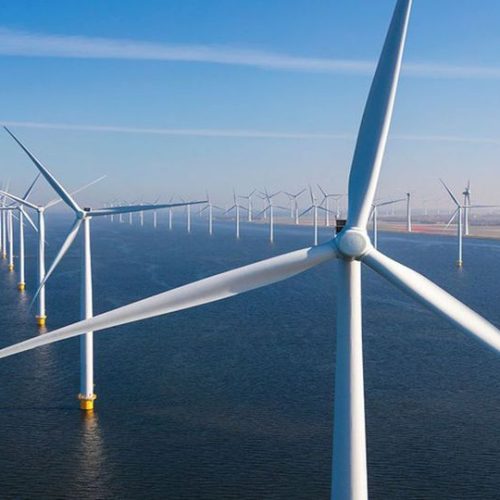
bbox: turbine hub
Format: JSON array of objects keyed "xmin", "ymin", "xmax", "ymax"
[{"xmin": 335, "ymin": 228, "xmax": 370, "ymax": 258}]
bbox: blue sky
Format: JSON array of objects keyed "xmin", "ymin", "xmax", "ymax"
[{"xmin": 1, "ymin": 0, "xmax": 500, "ymax": 209}]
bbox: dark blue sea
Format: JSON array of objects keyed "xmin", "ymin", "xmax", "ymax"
[{"xmin": 0, "ymin": 213, "xmax": 499, "ymax": 499}]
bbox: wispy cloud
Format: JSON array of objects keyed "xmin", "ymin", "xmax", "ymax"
[
  {"xmin": 1, "ymin": 28, "xmax": 500, "ymax": 80},
  {"xmin": 2, "ymin": 120, "xmax": 500, "ymax": 146}
]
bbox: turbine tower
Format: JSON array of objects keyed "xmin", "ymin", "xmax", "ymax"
[
  {"xmin": 4, "ymin": 3, "xmax": 500, "ymax": 498},
  {"xmin": 284, "ymin": 188, "xmax": 306, "ymax": 224},
  {"xmin": 371, "ymin": 197, "xmax": 406, "ymax": 249},
  {"xmin": 463, "ymin": 181, "xmax": 471, "ymax": 236}
]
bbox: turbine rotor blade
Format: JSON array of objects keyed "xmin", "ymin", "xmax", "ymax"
[
  {"xmin": 362, "ymin": 248, "xmax": 500, "ymax": 353},
  {"xmin": 440, "ymin": 179, "xmax": 460, "ymax": 207},
  {"xmin": 0, "ymin": 190, "xmax": 38, "ymax": 210},
  {"xmin": 0, "ymin": 243, "xmax": 338, "ymax": 359},
  {"xmin": 4, "ymin": 127, "xmax": 84, "ymax": 215},
  {"xmin": 19, "ymin": 206, "xmax": 38, "ymax": 232},
  {"xmin": 445, "ymin": 208, "xmax": 459, "ymax": 228},
  {"xmin": 21, "ymin": 173, "xmax": 41, "ymax": 201},
  {"xmin": 30, "ymin": 218, "xmax": 83, "ymax": 307},
  {"xmin": 45, "ymin": 175, "xmax": 107, "ymax": 209},
  {"xmin": 90, "ymin": 200, "xmax": 207, "ymax": 216},
  {"xmin": 346, "ymin": 0, "xmax": 412, "ymax": 229}
]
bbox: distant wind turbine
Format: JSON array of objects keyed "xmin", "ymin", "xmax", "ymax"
[
  {"xmin": 371, "ymin": 197, "xmax": 406, "ymax": 249},
  {"xmin": 284, "ymin": 188, "xmax": 306, "ymax": 224}
]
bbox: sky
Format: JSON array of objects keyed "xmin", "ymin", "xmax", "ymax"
[{"xmin": 1, "ymin": 0, "xmax": 500, "ymax": 210}]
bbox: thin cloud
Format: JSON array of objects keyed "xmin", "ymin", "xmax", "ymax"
[
  {"xmin": 1, "ymin": 28, "xmax": 500, "ymax": 79},
  {"xmin": 2, "ymin": 120, "xmax": 500, "ymax": 146}
]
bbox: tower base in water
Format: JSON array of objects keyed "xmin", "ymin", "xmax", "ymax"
[
  {"xmin": 36, "ymin": 315, "xmax": 47, "ymax": 327},
  {"xmin": 8, "ymin": 264, "xmax": 14, "ymax": 272},
  {"xmin": 17, "ymin": 282, "xmax": 25, "ymax": 291},
  {"xmin": 78, "ymin": 393, "xmax": 96, "ymax": 411},
  {"xmin": 456, "ymin": 260, "xmax": 463, "ymax": 268}
]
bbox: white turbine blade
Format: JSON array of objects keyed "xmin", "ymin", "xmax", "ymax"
[
  {"xmin": 0, "ymin": 243, "xmax": 338, "ymax": 359},
  {"xmin": 19, "ymin": 206, "xmax": 37, "ymax": 232},
  {"xmin": 346, "ymin": 0, "xmax": 412, "ymax": 229},
  {"xmin": 299, "ymin": 206, "xmax": 314, "ymax": 218},
  {"xmin": 223, "ymin": 205, "xmax": 236, "ymax": 215},
  {"xmin": 89, "ymin": 200, "xmax": 206, "ymax": 216},
  {"xmin": 445, "ymin": 208, "xmax": 459, "ymax": 228},
  {"xmin": 308, "ymin": 185, "xmax": 315, "ymax": 204},
  {"xmin": 21, "ymin": 173, "xmax": 41, "ymax": 201},
  {"xmin": 440, "ymin": 179, "xmax": 460, "ymax": 207},
  {"xmin": 45, "ymin": 175, "xmax": 107, "ymax": 209},
  {"xmin": 362, "ymin": 248, "xmax": 500, "ymax": 353},
  {"xmin": 4, "ymin": 127, "xmax": 84, "ymax": 215},
  {"xmin": 465, "ymin": 204, "xmax": 500, "ymax": 209},
  {"xmin": 0, "ymin": 190, "xmax": 38, "ymax": 210},
  {"xmin": 375, "ymin": 197, "xmax": 406, "ymax": 208},
  {"xmin": 30, "ymin": 218, "xmax": 82, "ymax": 306},
  {"xmin": 317, "ymin": 184, "xmax": 327, "ymax": 199}
]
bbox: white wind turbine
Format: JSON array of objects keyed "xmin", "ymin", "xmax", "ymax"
[
  {"xmin": 462, "ymin": 181, "xmax": 471, "ymax": 236},
  {"xmin": 440, "ymin": 179, "xmax": 498, "ymax": 268},
  {"xmin": 318, "ymin": 186, "xmax": 343, "ymax": 227},
  {"xmin": 371, "ymin": 197, "xmax": 406, "ymax": 249},
  {"xmin": 4, "ymin": 126, "xmax": 205, "ymax": 410},
  {"xmin": 406, "ymin": 192, "xmax": 412, "ymax": 232},
  {"xmin": 200, "ymin": 192, "xmax": 223, "ymax": 236},
  {"xmin": 239, "ymin": 189, "xmax": 257, "ymax": 222},
  {"xmin": 0, "ymin": 176, "xmax": 104, "ymax": 324},
  {"xmin": 2, "ymin": 2, "xmax": 500, "ymax": 498},
  {"xmin": 299, "ymin": 186, "xmax": 331, "ymax": 246},
  {"xmin": 257, "ymin": 190, "xmax": 282, "ymax": 243},
  {"xmin": 3, "ymin": 174, "xmax": 40, "ymax": 289},
  {"xmin": 284, "ymin": 188, "xmax": 306, "ymax": 224},
  {"xmin": 224, "ymin": 189, "xmax": 247, "ymax": 239}
]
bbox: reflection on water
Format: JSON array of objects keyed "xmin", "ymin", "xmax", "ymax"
[{"xmin": 0, "ymin": 218, "xmax": 499, "ymax": 499}]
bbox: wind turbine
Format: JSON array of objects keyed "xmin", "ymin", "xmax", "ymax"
[
  {"xmin": 257, "ymin": 190, "xmax": 282, "ymax": 243},
  {"xmin": 440, "ymin": 179, "xmax": 498, "ymax": 267},
  {"xmin": 463, "ymin": 181, "xmax": 471, "ymax": 236},
  {"xmin": 238, "ymin": 189, "xmax": 256, "ymax": 222},
  {"xmin": 224, "ymin": 189, "xmax": 247, "ymax": 239},
  {"xmin": 318, "ymin": 186, "xmax": 343, "ymax": 227},
  {"xmin": 0, "ymin": 177, "xmax": 104, "ymax": 323},
  {"xmin": 4, "ymin": 126, "xmax": 205, "ymax": 410},
  {"xmin": 406, "ymin": 192, "xmax": 412, "ymax": 232},
  {"xmin": 3, "ymin": 2, "xmax": 500, "ymax": 498},
  {"xmin": 371, "ymin": 197, "xmax": 406, "ymax": 249},
  {"xmin": 284, "ymin": 189, "xmax": 306, "ymax": 224},
  {"xmin": 299, "ymin": 186, "xmax": 330, "ymax": 246},
  {"xmin": 2, "ymin": 177, "xmax": 40, "ymax": 286},
  {"xmin": 200, "ymin": 192, "xmax": 223, "ymax": 236}
]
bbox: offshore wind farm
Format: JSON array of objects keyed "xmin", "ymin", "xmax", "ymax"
[{"xmin": 1, "ymin": 1, "xmax": 500, "ymax": 499}]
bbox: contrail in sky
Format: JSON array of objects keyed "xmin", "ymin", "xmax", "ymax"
[
  {"xmin": 2, "ymin": 120, "xmax": 500, "ymax": 146},
  {"xmin": 1, "ymin": 28, "xmax": 500, "ymax": 80}
]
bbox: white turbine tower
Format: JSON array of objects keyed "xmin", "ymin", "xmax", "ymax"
[
  {"xmin": 463, "ymin": 181, "xmax": 471, "ymax": 236},
  {"xmin": 4, "ymin": 126, "xmax": 204, "ymax": 410},
  {"xmin": 284, "ymin": 189, "xmax": 306, "ymax": 224},
  {"xmin": 201, "ymin": 192, "xmax": 223, "ymax": 236},
  {"xmin": 4, "ymin": 174, "xmax": 40, "ymax": 289},
  {"xmin": 224, "ymin": 189, "xmax": 247, "ymax": 239},
  {"xmin": 239, "ymin": 189, "xmax": 256, "ymax": 222},
  {"xmin": 441, "ymin": 179, "xmax": 497, "ymax": 268},
  {"xmin": 371, "ymin": 197, "xmax": 406, "ymax": 249},
  {"xmin": 406, "ymin": 192, "xmax": 412, "ymax": 232},
  {"xmin": 0, "ymin": 177, "xmax": 104, "ymax": 323},
  {"xmin": 300, "ymin": 186, "xmax": 331, "ymax": 246},
  {"xmin": 318, "ymin": 186, "xmax": 343, "ymax": 227},
  {"xmin": 3, "ymin": 2, "xmax": 500, "ymax": 498},
  {"xmin": 258, "ymin": 190, "xmax": 282, "ymax": 243}
]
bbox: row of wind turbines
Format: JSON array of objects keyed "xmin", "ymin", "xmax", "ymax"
[{"xmin": 0, "ymin": 2, "xmax": 499, "ymax": 499}]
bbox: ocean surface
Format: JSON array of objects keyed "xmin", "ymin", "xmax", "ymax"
[{"xmin": 0, "ymin": 213, "xmax": 499, "ymax": 499}]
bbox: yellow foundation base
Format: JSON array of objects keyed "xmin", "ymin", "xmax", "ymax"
[
  {"xmin": 17, "ymin": 283, "xmax": 25, "ymax": 291},
  {"xmin": 456, "ymin": 260, "xmax": 463, "ymax": 268},
  {"xmin": 36, "ymin": 315, "xmax": 47, "ymax": 327},
  {"xmin": 2, "ymin": 253, "xmax": 6, "ymax": 259},
  {"xmin": 78, "ymin": 393, "xmax": 97, "ymax": 411},
  {"xmin": 8, "ymin": 264, "xmax": 14, "ymax": 272}
]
